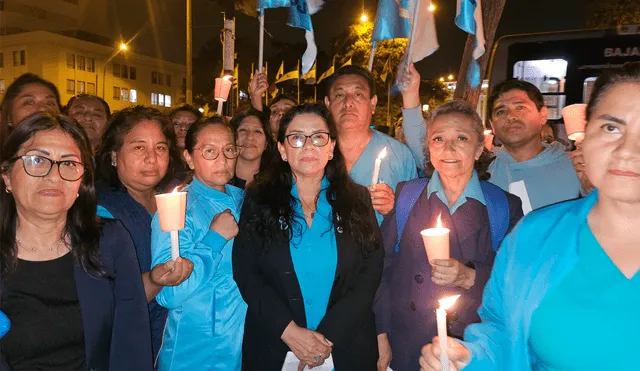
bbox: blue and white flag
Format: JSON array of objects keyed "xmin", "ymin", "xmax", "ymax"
[
  {"xmin": 257, "ymin": 0, "xmax": 290, "ymax": 9},
  {"xmin": 455, "ymin": 0, "xmax": 486, "ymax": 88},
  {"xmin": 372, "ymin": 0, "xmax": 410, "ymax": 42}
]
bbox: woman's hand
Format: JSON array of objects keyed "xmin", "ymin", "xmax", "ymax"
[
  {"xmin": 209, "ymin": 209, "xmax": 239, "ymax": 240},
  {"xmin": 150, "ymin": 257, "xmax": 194, "ymax": 287},
  {"xmin": 431, "ymin": 259, "xmax": 475, "ymax": 290},
  {"xmin": 569, "ymin": 142, "xmax": 594, "ymax": 194},
  {"xmin": 419, "ymin": 336, "xmax": 471, "ymax": 371},
  {"xmin": 397, "ymin": 61, "xmax": 421, "ymax": 109},
  {"xmin": 369, "ymin": 183, "xmax": 395, "ymax": 216},
  {"xmin": 281, "ymin": 321, "xmax": 333, "ymax": 369},
  {"xmin": 377, "ymin": 333, "xmax": 393, "ymax": 371}
]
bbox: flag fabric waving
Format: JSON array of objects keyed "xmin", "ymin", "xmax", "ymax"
[
  {"xmin": 317, "ymin": 64, "xmax": 334, "ymax": 84},
  {"xmin": 340, "ymin": 58, "xmax": 352, "ymax": 68},
  {"xmin": 380, "ymin": 57, "xmax": 392, "ymax": 83},
  {"xmin": 455, "ymin": 0, "xmax": 486, "ymax": 87},
  {"xmin": 275, "ymin": 65, "xmax": 300, "ymax": 84},
  {"xmin": 303, "ymin": 62, "xmax": 317, "ymax": 84}
]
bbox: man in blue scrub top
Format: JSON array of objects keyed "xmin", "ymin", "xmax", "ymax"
[{"xmin": 324, "ymin": 65, "xmax": 418, "ymax": 225}]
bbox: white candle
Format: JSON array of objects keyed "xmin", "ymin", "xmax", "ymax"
[
  {"xmin": 371, "ymin": 147, "xmax": 388, "ymax": 186},
  {"xmin": 420, "ymin": 214, "xmax": 450, "ymax": 263},
  {"xmin": 154, "ymin": 186, "xmax": 187, "ymax": 261},
  {"xmin": 436, "ymin": 295, "xmax": 461, "ymax": 371}
]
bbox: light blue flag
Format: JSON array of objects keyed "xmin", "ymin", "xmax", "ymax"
[
  {"xmin": 257, "ymin": 0, "xmax": 290, "ymax": 9},
  {"xmin": 372, "ymin": 0, "xmax": 411, "ymax": 42},
  {"xmin": 288, "ymin": 0, "xmax": 323, "ymax": 75},
  {"xmin": 455, "ymin": 0, "xmax": 486, "ymax": 88}
]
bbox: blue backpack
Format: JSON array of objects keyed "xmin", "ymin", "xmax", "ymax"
[{"xmin": 394, "ymin": 178, "xmax": 509, "ymax": 253}]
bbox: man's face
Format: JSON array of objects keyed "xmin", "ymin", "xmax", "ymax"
[
  {"xmin": 490, "ymin": 89, "xmax": 547, "ymax": 149},
  {"xmin": 324, "ymin": 74, "xmax": 377, "ymax": 133},
  {"xmin": 269, "ymin": 99, "xmax": 295, "ymax": 135}
]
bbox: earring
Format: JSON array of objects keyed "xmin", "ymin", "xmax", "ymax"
[
  {"xmin": 5, "ymin": 188, "xmax": 11, "ymax": 194},
  {"xmin": 76, "ymin": 193, "xmax": 79, "ymax": 198},
  {"xmin": 329, "ymin": 153, "xmax": 333, "ymax": 160},
  {"xmin": 111, "ymin": 160, "xmax": 116, "ymax": 166}
]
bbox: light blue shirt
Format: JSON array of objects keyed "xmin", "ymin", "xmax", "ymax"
[
  {"xmin": 427, "ymin": 170, "xmax": 486, "ymax": 215},
  {"xmin": 349, "ymin": 129, "xmax": 418, "ymax": 224},
  {"xmin": 151, "ymin": 177, "xmax": 247, "ymax": 371},
  {"xmin": 290, "ymin": 177, "xmax": 337, "ymax": 331}
]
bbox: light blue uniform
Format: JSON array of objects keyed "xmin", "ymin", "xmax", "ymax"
[
  {"xmin": 349, "ymin": 129, "xmax": 417, "ymax": 224},
  {"xmin": 151, "ymin": 178, "xmax": 247, "ymax": 371}
]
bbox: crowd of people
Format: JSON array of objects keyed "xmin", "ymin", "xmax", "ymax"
[{"xmin": 0, "ymin": 58, "xmax": 637, "ymax": 371}]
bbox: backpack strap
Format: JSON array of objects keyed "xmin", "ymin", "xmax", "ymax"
[
  {"xmin": 480, "ymin": 181, "xmax": 510, "ymax": 252},
  {"xmin": 395, "ymin": 178, "xmax": 430, "ymax": 253}
]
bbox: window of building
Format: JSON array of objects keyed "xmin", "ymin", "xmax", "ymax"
[
  {"xmin": 87, "ymin": 82, "xmax": 95, "ymax": 95},
  {"xmin": 113, "ymin": 86, "xmax": 120, "ymax": 100},
  {"xmin": 158, "ymin": 73, "xmax": 165, "ymax": 86},
  {"xmin": 77, "ymin": 56, "xmax": 85, "ymax": 71},
  {"xmin": 113, "ymin": 63, "xmax": 121, "ymax": 77},
  {"xmin": 583, "ymin": 77, "xmax": 597, "ymax": 104},
  {"xmin": 164, "ymin": 95, "xmax": 172, "ymax": 107},
  {"xmin": 166, "ymin": 74, "xmax": 171, "ymax": 87},
  {"xmin": 0, "ymin": 53, "xmax": 4, "ymax": 68},
  {"xmin": 121, "ymin": 65, "xmax": 129, "ymax": 79},
  {"xmin": 77, "ymin": 81, "xmax": 85, "ymax": 94},
  {"xmin": 152, "ymin": 71, "xmax": 158, "ymax": 84},
  {"xmin": 0, "ymin": 79, "xmax": 5, "ymax": 94},
  {"xmin": 158, "ymin": 93, "xmax": 165, "ymax": 107},
  {"xmin": 130, "ymin": 89, "xmax": 137, "ymax": 103},
  {"xmin": 121, "ymin": 88, "xmax": 129, "ymax": 101},
  {"xmin": 13, "ymin": 50, "xmax": 25, "ymax": 66},
  {"xmin": 151, "ymin": 93, "xmax": 158, "ymax": 105},
  {"xmin": 130, "ymin": 66, "xmax": 137, "ymax": 80},
  {"xmin": 87, "ymin": 58, "xmax": 95, "ymax": 73},
  {"xmin": 67, "ymin": 79, "xmax": 75, "ymax": 94},
  {"xmin": 67, "ymin": 53, "xmax": 75, "ymax": 69},
  {"xmin": 513, "ymin": 59, "xmax": 567, "ymax": 120}
]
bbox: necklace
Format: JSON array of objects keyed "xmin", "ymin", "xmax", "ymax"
[
  {"xmin": 15, "ymin": 236, "xmax": 65, "ymax": 253},
  {"xmin": 300, "ymin": 197, "xmax": 318, "ymax": 219}
]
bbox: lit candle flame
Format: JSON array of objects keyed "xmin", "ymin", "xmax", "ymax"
[
  {"xmin": 483, "ymin": 129, "xmax": 492, "ymax": 135},
  {"xmin": 435, "ymin": 213, "xmax": 443, "ymax": 229},
  {"xmin": 171, "ymin": 186, "xmax": 181, "ymax": 194},
  {"xmin": 438, "ymin": 295, "xmax": 461, "ymax": 310},
  {"xmin": 377, "ymin": 147, "xmax": 388, "ymax": 161}
]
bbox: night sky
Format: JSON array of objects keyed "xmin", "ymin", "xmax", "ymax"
[{"xmin": 112, "ymin": 0, "xmax": 588, "ymax": 79}]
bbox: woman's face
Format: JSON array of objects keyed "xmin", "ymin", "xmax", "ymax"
[
  {"xmin": 172, "ymin": 111, "xmax": 198, "ymax": 150},
  {"xmin": 184, "ymin": 124, "xmax": 237, "ymax": 192},
  {"xmin": 112, "ymin": 120, "xmax": 169, "ymax": 193},
  {"xmin": 277, "ymin": 113, "xmax": 335, "ymax": 179},
  {"xmin": 428, "ymin": 112, "xmax": 483, "ymax": 180},
  {"xmin": 10, "ymin": 83, "xmax": 59, "ymax": 125},
  {"xmin": 2, "ymin": 129, "xmax": 83, "ymax": 219},
  {"xmin": 68, "ymin": 97, "xmax": 108, "ymax": 150},
  {"xmin": 582, "ymin": 82, "xmax": 640, "ymax": 203},
  {"xmin": 236, "ymin": 116, "xmax": 267, "ymax": 161}
]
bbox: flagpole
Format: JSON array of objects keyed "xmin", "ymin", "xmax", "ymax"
[
  {"xmin": 387, "ymin": 80, "xmax": 391, "ymax": 125},
  {"xmin": 236, "ymin": 63, "xmax": 240, "ymax": 109},
  {"xmin": 314, "ymin": 86, "xmax": 317, "ymax": 102},
  {"xmin": 367, "ymin": 41, "xmax": 377, "ymax": 71},
  {"xmin": 258, "ymin": 8, "xmax": 265, "ymax": 73},
  {"xmin": 297, "ymin": 59, "xmax": 301, "ymax": 104},
  {"xmin": 265, "ymin": 61, "xmax": 269, "ymax": 106},
  {"xmin": 405, "ymin": 0, "xmax": 422, "ymax": 63}
]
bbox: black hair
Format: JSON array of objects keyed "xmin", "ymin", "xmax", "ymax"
[
  {"xmin": 0, "ymin": 73, "xmax": 62, "ymax": 152},
  {"xmin": 325, "ymin": 65, "xmax": 376, "ymax": 98},
  {"xmin": 95, "ymin": 105, "xmax": 181, "ymax": 191},
  {"xmin": 184, "ymin": 115, "xmax": 233, "ymax": 154},
  {"xmin": 586, "ymin": 62, "xmax": 640, "ymax": 122},
  {"xmin": 169, "ymin": 104, "xmax": 203, "ymax": 120},
  {"xmin": 229, "ymin": 109, "xmax": 277, "ymax": 174},
  {"xmin": 0, "ymin": 113, "xmax": 104, "ymax": 276},
  {"xmin": 423, "ymin": 100, "xmax": 493, "ymax": 181},
  {"xmin": 269, "ymin": 94, "xmax": 296, "ymax": 107},
  {"xmin": 65, "ymin": 93, "xmax": 111, "ymax": 118},
  {"xmin": 487, "ymin": 79, "xmax": 545, "ymax": 118},
  {"xmin": 241, "ymin": 103, "xmax": 380, "ymax": 252}
]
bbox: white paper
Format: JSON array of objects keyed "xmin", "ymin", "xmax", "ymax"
[
  {"xmin": 508, "ymin": 180, "xmax": 533, "ymax": 215},
  {"xmin": 280, "ymin": 352, "xmax": 392, "ymax": 371}
]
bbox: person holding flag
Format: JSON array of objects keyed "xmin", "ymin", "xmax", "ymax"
[{"xmin": 250, "ymin": 66, "xmax": 296, "ymax": 137}]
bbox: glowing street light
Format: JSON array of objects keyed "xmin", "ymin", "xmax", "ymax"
[
  {"xmin": 119, "ymin": 42, "xmax": 128, "ymax": 51},
  {"xmin": 439, "ymin": 77, "xmax": 445, "ymax": 82},
  {"xmin": 360, "ymin": 12, "xmax": 369, "ymax": 22},
  {"xmin": 428, "ymin": 3, "xmax": 437, "ymax": 12},
  {"xmin": 448, "ymin": 74, "xmax": 454, "ymax": 80}
]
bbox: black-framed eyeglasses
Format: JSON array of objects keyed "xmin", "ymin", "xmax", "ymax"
[
  {"xmin": 193, "ymin": 145, "xmax": 241, "ymax": 160},
  {"xmin": 11, "ymin": 155, "xmax": 85, "ymax": 181},
  {"xmin": 285, "ymin": 132, "xmax": 331, "ymax": 148}
]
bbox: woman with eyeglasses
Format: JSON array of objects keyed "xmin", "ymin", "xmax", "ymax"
[
  {"xmin": 0, "ymin": 113, "xmax": 152, "ymax": 370},
  {"xmin": 95, "ymin": 106, "xmax": 194, "ymax": 361},
  {"xmin": 151, "ymin": 116, "xmax": 246, "ymax": 370},
  {"xmin": 229, "ymin": 110, "xmax": 276, "ymax": 189},
  {"xmin": 233, "ymin": 104, "xmax": 383, "ymax": 370}
]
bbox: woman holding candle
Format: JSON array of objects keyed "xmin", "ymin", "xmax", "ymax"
[
  {"xmin": 95, "ymin": 106, "xmax": 194, "ymax": 360},
  {"xmin": 233, "ymin": 103, "xmax": 383, "ymax": 370},
  {"xmin": 0, "ymin": 113, "xmax": 152, "ymax": 370},
  {"xmin": 228, "ymin": 109, "xmax": 276, "ymax": 189},
  {"xmin": 419, "ymin": 62, "xmax": 640, "ymax": 371},
  {"xmin": 151, "ymin": 116, "xmax": 246, "ymax": 370},
  {"xmin": 375, "ymin": 100, "xmax": 523, "ymax": 371}
]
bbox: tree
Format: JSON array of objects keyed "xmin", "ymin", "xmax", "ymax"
[
  {"xmin": 454, "ymin": 0, "xmax": 507, "ymax": 108},
  {"xmin": 586, "ymin": 0, "xmax": 640, "ymax": 28}
]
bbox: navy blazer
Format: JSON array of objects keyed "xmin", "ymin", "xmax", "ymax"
[
  {"xmin": 233, "ymin": 185, "xmax": 384, "ymax": 371},
  {"xmin": 1, "ymin": 219, "xmax": 153, "ymax": 371}
]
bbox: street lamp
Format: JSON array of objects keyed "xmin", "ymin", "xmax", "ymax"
[
  {"xmin": 439, "ymin": 77, "xmax": 445, "ymax": 82},
  {"xmin": 360, "ymin": 12, "xmax": 368, "ymax": 22},
  {"xmin": 448, "ymin": 74, "xmax": 454, "ymax": 81},
  {"xmin": 428, "ymin": 2, "xmax": 437, "ymax": 12},
  {"xmin": 119, "ymin": 43, "xmax": 128, "ymax": 51},
  {"xmin": 100, "ymin": 42, "xmax": 130, "ymax": 99}
]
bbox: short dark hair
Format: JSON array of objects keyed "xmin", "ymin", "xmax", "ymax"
[
  {"xmin": 184, "ymin": 115, "xmax": 232, "ymax": 153},
  {"xmin": 487, "ymin": 79, "xmax": 545, "ymax": 118},
  {"xmin": 169, "ymin": 104, "xmax": 203, "ymax": 120},
  {"xmin": 586, "ymin": 62, "xmax": 640, "ymax": 122},
  {"xmin": 0, "ymin": 113, "xmax": 104, "ymax": 276},
  {"xmin": 65, "ymin": 93, "xmax": 111, "ymax": 118},
  {"xmin": 95, "ymin": 105, "xmax": 181, "ymax": 191},
  {"xmin": 325, "ymin": 65, "xmax": 376, "ymax": 97},
  {"xmin": 269, "ymin": 95, "xmax": 296, "ymax": 107}
]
